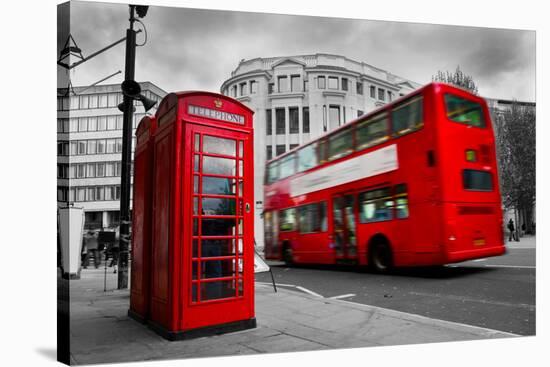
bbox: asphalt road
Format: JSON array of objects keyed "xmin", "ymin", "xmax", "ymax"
[{"xmin": 255, "ymin": 245, "xmax": 536, "ymax": 336}]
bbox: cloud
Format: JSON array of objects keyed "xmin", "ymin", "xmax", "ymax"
[{"xmin": 67, "ymin": 1, "xmax": 535, "ymax": 101}]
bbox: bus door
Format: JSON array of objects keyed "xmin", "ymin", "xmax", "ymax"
[{"xmin": 331, "ymin": 193, "xmax": 358, "ymax": 262}]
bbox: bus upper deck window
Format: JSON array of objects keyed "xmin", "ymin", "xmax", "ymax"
[
  {"xmin": 297, "ymin": 143, "xmax": 318, "ymax": 173},
  {"xmin": 445, "ymin": 94, "xmax": 486, "ymax": 128},
  {"xmin": 391, "ymin": 96, "xmax": 423, "ymax": 136}
]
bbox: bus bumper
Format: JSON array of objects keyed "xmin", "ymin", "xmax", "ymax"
[{"xmin": 445, "ymin": 245, "xmax": 506, "ymax": 263}]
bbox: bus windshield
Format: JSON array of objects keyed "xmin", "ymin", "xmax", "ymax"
[{"xmin": 444, "ymin": 94, "xmax": 486, "ymax": 128}]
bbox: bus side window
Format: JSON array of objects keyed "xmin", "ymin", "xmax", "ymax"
[
  {"xmin": 359, "ymin": 187, "xmax": 393, "ymax": 223},
  {"xmin": 392, "ymin": 96, "xmax": 423, "ymax": 136},
  {"xmin": 279, "ymin": 153, "xmax": 296, "ymax": 179},
  {"xmin": 267, "ymin": 161, "xmax": 280, "ymax": 184},
  {"xmin": 328, "ymin": 126, "xmax": 354, "ymax": 161},
  {"xmin": 298, "ymin": 202, "xmax": 327, "ymax": 233},
  {"xmin": 394, "ymin": 184, "xmax": 409, "ymax": 219},
  {"xmin": 356, "ymin": 113, "xmax": 389, "ymax": 150},
  {"xmin": 318, "ymin": 139, "xmax": 328, "ymax": 164},
  {"xmin": 279, "ymin": 208, "xmax": 296, "ymax": 232},
  {"xmin": 297, "ymin": 143, "xmax": 318, "ymax": 173}
]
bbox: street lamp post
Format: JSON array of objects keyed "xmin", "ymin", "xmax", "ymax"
[{"xmin": 118, "ymin": 4, "xmax": 153, "ymax": 289}]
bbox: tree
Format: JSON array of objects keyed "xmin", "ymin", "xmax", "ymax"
[
  {"xmin": 494, "ymin": 102, "xmax": 536, "ymax": 234},
  {"xmin": 432, "ymin": 66, "xmax": 478, "ymax": 95}
]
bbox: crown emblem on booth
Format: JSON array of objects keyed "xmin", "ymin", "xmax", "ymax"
[{"xmin": 214, "ymin": 99, "xmax": 223, "ymax": 108}]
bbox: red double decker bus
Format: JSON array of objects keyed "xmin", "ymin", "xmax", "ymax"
[{"xmin": 263, "ymin": 82, "xmax": 505, "ymax": 272}]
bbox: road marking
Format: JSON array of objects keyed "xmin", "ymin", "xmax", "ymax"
[
  {"xmin": 483, "ymin": 264, "xmax": 536, "ymax": 269},
  {"xmin": 329, "ymin": 294, "xmax": 356, "ymax": 300},
  {"xmin": 408, "ymin": 291, "xmax": 536, "ymax": 311},
  {"xmin": 255, "ymin": 281, "xmax": 296, "ymax": 287},
  {"xmin": 295, "ymin": 286, "xmax": 323, "ymax": 298},
  {"xmin": 472, "ymin": 258, "xmax": 487, "ymax": 262}
]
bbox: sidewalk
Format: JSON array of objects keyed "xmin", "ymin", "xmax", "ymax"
[
  {"xmin": 66, "ymin": 268, "xmax": 517, "ymax": 365},
  {"xmin": 506, "ymin": 234, "xmax": 536, "ymax": 249}
]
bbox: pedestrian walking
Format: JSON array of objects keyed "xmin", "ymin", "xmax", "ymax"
[
  {"xmin": 507, "ymin": 219, "xmax": 516, "ymax": 242},
  {"xmin": 108, "ymin": 226, "xmax": 121, "ymax": 273},
  {"xmin": 84, "ymin": 230, "xmax": 101, "ymax": 268}
]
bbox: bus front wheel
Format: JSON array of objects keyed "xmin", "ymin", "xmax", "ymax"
[{"xmin": 369, "ymin": 241, "xmax": 393, "ymax": 273}]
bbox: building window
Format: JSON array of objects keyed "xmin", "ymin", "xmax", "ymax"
[
  {"xmin": 289, "ymin": 107, "xmax": 299, "ymax": 134},
  {"xmin": 357, "ymin": 110, "xmax": 364, "ymax": 117},
  {"xmin": 99, "ymin": 94, "xmax": 108, "ymax": 108},
  {"xmin": 266, "ymin": 145, "xmax": 273, "ymax": 161},
  {"xmin": 78, "ymin": 117, "xmax": 88, "ymax": 132},
  {"xmin": 78, "ymin": 141, "xmax": 87, "ymax": 155},
  {"xmin": 77, "ymin": 164, "xmax": 86, "ymax": 178},
  {"xmin": 291, "ymin": 75, "xmax": 300, "ymax": 92},
  {"xmin": 370, "ymin": 86, "xmax": 376, "ymax": 98},
  {"xmin": 116, "ymin": 138, "xmax": 123, "ymax": 153},
  {"xmin": 378, "ymin": 88, "xmax": 385, "ymax": 101},
  {"xmin": 268, "ymin": 83, "xmax": 274, "ymax": 94},
  {"xmin": 328, "ymin": 77, "xmax": 339, "ymax": 90},
  {"xmin": 329, "ymin": 105, "xmax": 341, "ymax": 130},
  {"xmin": 88, "ymin": 117, "xmax": 97, "ymax": 131},
  {"xmin": 87, "ymin": 140, "xmax": 97, "ymax": 154},
  {"xmin": 278, "ymin": 76, "xmax": 288, "ymax": 93},
  {"xmin": 116, "ymin": 115, "xmax": 123, "ymax": 130},
  {"xmin": 96, "ymin": 186, "xmax": 104, "ymax": 201},
  {"xmin": 87, "ymin": 163, "xmax": 96, "ymax": 178},
  {"xmin": 388, "ymin": 91, "xmax": 393, "ymax": 102},
  {"xmin": 275, "ymin": 108, "xmax": 285, "ymax": 135},
  {"xmin": 318, "ymin": 76, "xmax": 326, "ymax": 89},
  {"xmin": 106, "ymin": 139, "xmax": 116, "ymax": 153},
  {"xmin": 323, "ymin": 105, "xmax": 327, "ymax": 132},
  {"xmin": 108, "ymin": 93, "xmax": 118, "ymax": 107},
  {"xmin": 356, "ymin": 82, "xmax": 363, "ymax": 95},
  {"xmin": 342, "ymin": 78, "xmax": 348, "ymax": 91},
  {"xmin": 97, "ymin": 140, "xmax": 105, "ymax": 154},
  {"xmin": 240, "ymin": 82, "xmax": 247, "ymax": 96},
  {"xmin": 302, "ymin": 107, "xmax": 310, "ymax": 133},
  {"xmin": 69, "ymin": 118, "xmax": 78, "ymax": 132},
  {"xmin": 275, "ymin": 145, "xmax": 286, "ymax": 157},
  {"xmin": 232, "ymin": 85, "xmax": 237, "ymax": 97},
  {"xmin": 76, "ymin": 187, "xmax": 86, "ymax": 202},
  {"xmin": 96, "ymin": 163, "xmax": 105, "ymax": 177},
  {"xmin": 70, "ymin": 96, "xmax": 79, "ymax": 109},
  {"xmin": 250, "ymin": 80, "xmax": 258, "ymax": 94},
  {"xmin": 97, "ymin": 116, "xmax": 107, "ymax": 131},
  {"xmin": 107, "ymin": 116, "xmax": 116, "ymax": 130},
  {"xmin": 266, "ymin": 109, "xmax": 272, "ymax": 136},
  {"xmin": 70, "ymin": 141, "xmax": 77, "ymax": 155},
  {"xmin": 79, "ymin": 95, "xmax": 89, "ymax": 109},
  {"xmin": 289, "ymin": 144, "xmax": 299, "ymax": 150},
  {"xmin": 87, "ymin": 188, "xmax": 96, "ymax": 202},
  {"xmin": 105, "ymin": 163, "xmax": 114, "ymax": 177},
  {"xmin": 304, "ymin": 79, "xmax": 308, "ymax": 92}
]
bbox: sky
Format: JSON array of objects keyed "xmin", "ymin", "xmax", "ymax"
[{"xmin": 58, "ymin": 1, "xmax": 536, "ymax": 102}]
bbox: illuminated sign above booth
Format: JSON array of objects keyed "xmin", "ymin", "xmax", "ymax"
[{"xmin": 188, "ymin": 104, "xmax": 245, "ymax": 125}]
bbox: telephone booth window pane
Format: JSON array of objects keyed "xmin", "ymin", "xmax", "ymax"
[
  {"xmin": 192, "ymin": 284, "xmax": 198, "ymax": 302},
  {"xmin": 193, "ymin": 197, "xmax": 199, "ymax": 214},
  {"xmin": 200, "ymin": 281, "xmax": 236, "ymax": 301},
  {"xmin": 192, "ymin": 261, "xmax": 199, "ymax": 280},
  {"xmin": 194, "ymin": 134, "xmax": 200, "ymax": 151},
  {"xmin": 193, "ymin": 176, "xmax": 199, "ymax": 193},
  {"xmin": 201, "ymin": 259, "xmax": 236, "ymax": 279},
  {"xmin": 239, "ymin": 161, "xmax": 244, "ymax": 177},
  {"xmin": 238, "ymin": 278, "xmax": 244, "ymax": 297},
  {"xmin": 202, "ymin": 177, "xmax": 236, "ymax": 195},
  {"xmin": 201, "ymin": 218, "xmax": 235, "ymax": 236},
  {"xmin": 194, "ymin": 155, "xmax": 200, "ymax": 172},
  {"xmin": 237, "ymin": 219, "xmax": 243, "ymax": 235},
  {"xmin": 202, "ymin": 197, "xmax": 236, "ymax": 215},
  {"xmin": 203, "ymin": 156, "xmax": 236, "ymax": 176},
  {"xmin": 193, "ymin": 239, "xmax": 199, "ymax": 257},
  {"xmin": 239, "ymin": 141, "xmax": 244, "ymax": 157},
  {"xmin": 199, "ymin": 239, "xmax": 237, "ymax": 257},
  {"xmin": 193, "ymin": 218, "xmax": 199, "ymax": 236},
  {"xmin": 203, "ymin": 135, "xmax": 236, "ymax": 156}
]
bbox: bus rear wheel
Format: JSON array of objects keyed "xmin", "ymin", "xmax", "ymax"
[
  {"xmin": 369, "ymin": 241, "xmax": 393, "ymax": 273},
  {"xmin": 282, "ymin": 243, "xmax": 293, "ymax": 266}
]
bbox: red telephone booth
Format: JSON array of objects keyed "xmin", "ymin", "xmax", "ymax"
[
  {"xmin": 148, "ymin": 91, "xmax": 255, "ymax": 340},
  {"xmin": 129, "ymin": 115, "xmax": 158, "ymax": 322}
]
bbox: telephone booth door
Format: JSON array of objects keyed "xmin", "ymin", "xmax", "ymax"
[{"xmin": 183, "ymin": 124, "xmax": 255, "ymax": 331}]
